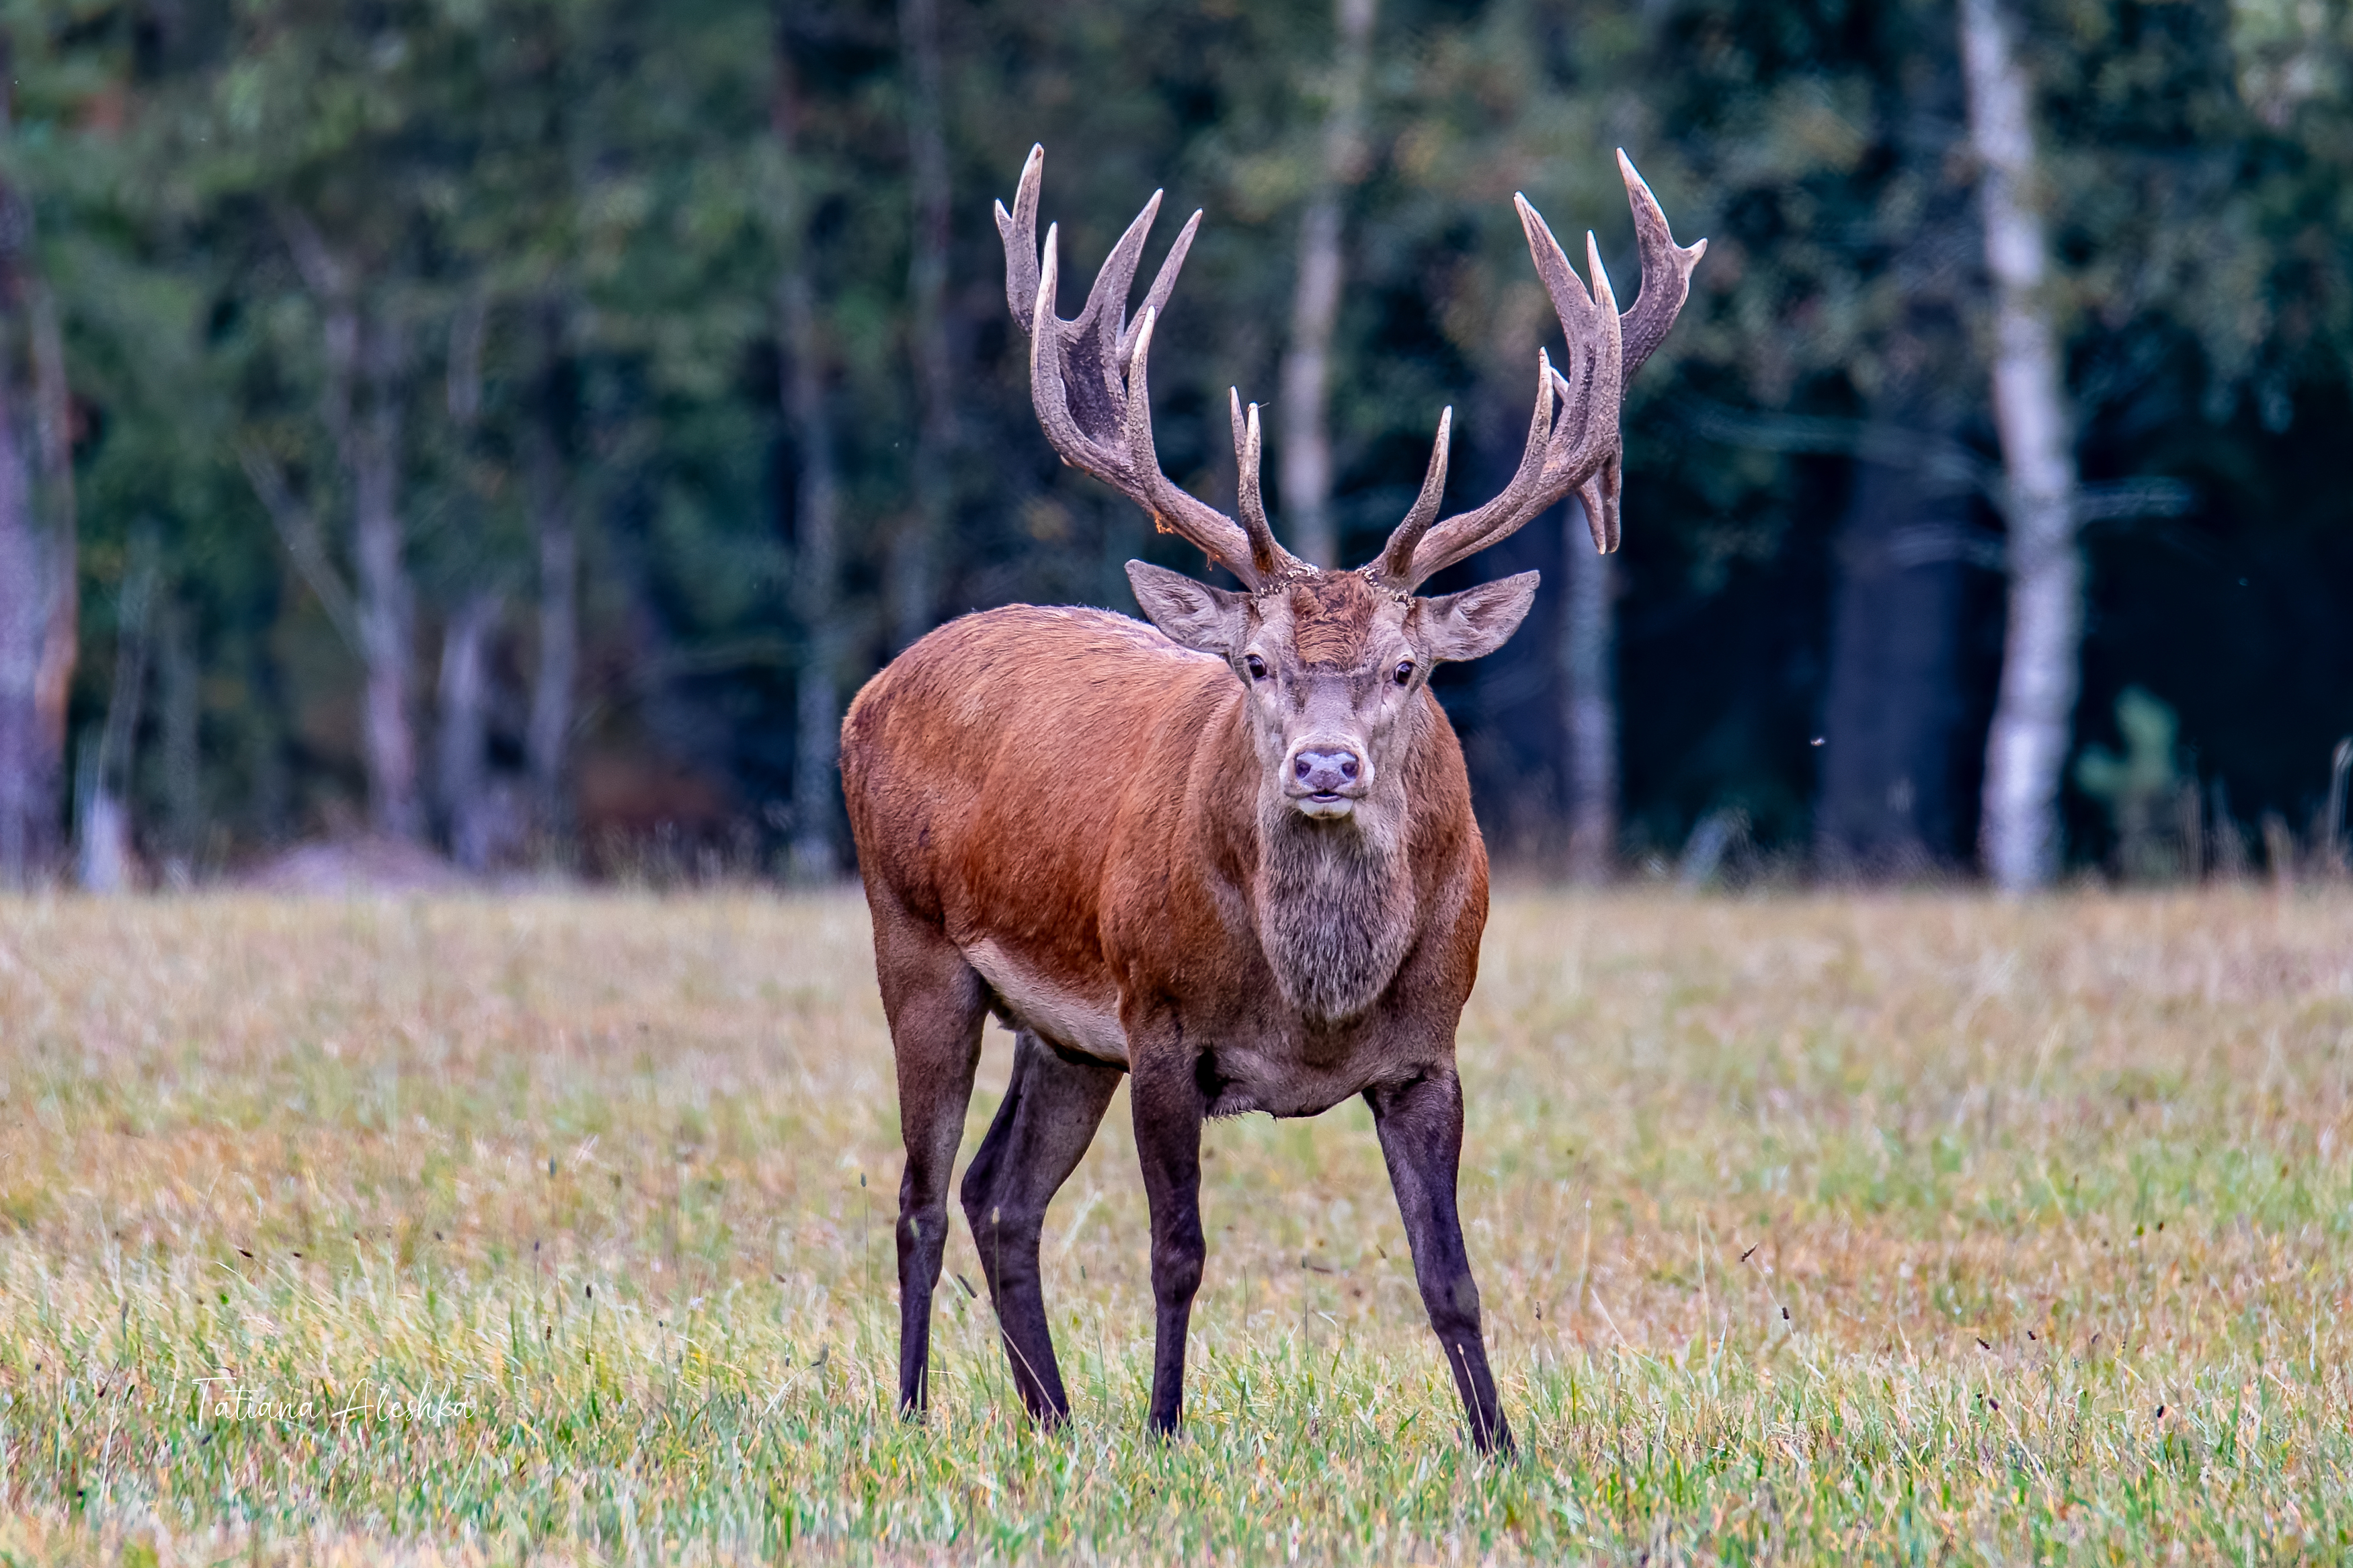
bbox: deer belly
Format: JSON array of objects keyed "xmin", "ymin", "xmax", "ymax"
[{"xmin": 964, "ymin": 940, "xmax": 1129, "ymax": 1066}]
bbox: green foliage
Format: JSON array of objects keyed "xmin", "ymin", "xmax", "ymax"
[
  {"xmin": 6, "ymin": 0, "xmax": 2351, "ymax": 866},
  {"xmin": 2075, "ymin": 686, "xmax": 2189, "ymax": 880}
]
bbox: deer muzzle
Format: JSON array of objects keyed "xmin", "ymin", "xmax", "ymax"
[{"xmin": 1285, "ymin": 743, "xmax": 1369, "ymax": 818}]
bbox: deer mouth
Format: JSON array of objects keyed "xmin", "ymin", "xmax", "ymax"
[{"xmin": 1291, "ymin": 790, "xmax": 1358, "ymax": 820}]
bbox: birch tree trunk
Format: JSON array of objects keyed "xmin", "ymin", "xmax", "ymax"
[
  {"xmin": 1560, "ymin": 499, "xmax": 1618, "ymax": 883},
  {"xmin": 893, "ymin": 0, "xmax": 955, "ymax": 654},
  {"xmin": 1962, "ymin": 0, "xmax": 2082, "ymax": 892},
  {"xmin": 434, "ymin": 293, "xmax": 496, "ymax": 867},
  {"xmin": 524, "ymin": 309, "xmax": 578, "ymax": 841},
  {"xmin": 158, "ymin": 593, "xmax": 202, "ymax": 872},
  {"xmin": 776, "ymin": 43, "xmax": 844, "ymax": 881},
  {"xmin": 280, "ymin": 211, "xmax": 424, "ymax": 843},
  {"xmin": 1279, "ymin": 0, "xmax": 1376, "ymax": 569},
  {"xmin": 351, "ymin": 315, "xmax": 423, "ymax": 842},
  {"xmin": 0, "ymin": 245, "xmax": 78, "ymax": 886},
  {"xmin": 435, "ymin": 591, "xmax": 500, "ymax": 870},
  {"xmin": 78, "ymin": 532, "xmax": 156, "ymax": 894}
]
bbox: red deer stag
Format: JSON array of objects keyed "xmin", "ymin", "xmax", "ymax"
[{"xmin": 842, "ymin": 145, "xmax": 1700, "ymax": 1454}]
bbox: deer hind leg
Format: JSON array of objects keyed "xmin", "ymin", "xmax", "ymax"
[
  {"xmin": 871, "ymin": 899, "xmax": 988, "ymax": 1419},
  {"xmin": 961, "ymin": 1028, "xmax": 1123, "ymax": 1425},
  {"xmin": 1367, "ymin": 1070, "xmax": 1516, "ymax": 1456}
]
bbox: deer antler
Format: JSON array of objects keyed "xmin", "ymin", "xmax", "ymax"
[
  {"xmin": 997, "ymin": 145, "xmax": 1305, "ymax": 591},
  {"xmin": 1368, "ymin": 152, "xmax": 1704, "ymax": 589}
]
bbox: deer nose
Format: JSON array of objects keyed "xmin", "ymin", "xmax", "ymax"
[{"xmin": 1292, "ymin": 748, "xmax": 1361, "ymax": 794}]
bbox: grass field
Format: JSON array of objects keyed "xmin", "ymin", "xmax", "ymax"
[{"xmin": 0, "ymin": 889, "xmax": 2348, "ymax": 1564}]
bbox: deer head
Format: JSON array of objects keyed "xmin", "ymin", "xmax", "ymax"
[{"xmin": 996, "ymin": 145, "xmax": 1704, "ymax": 825}]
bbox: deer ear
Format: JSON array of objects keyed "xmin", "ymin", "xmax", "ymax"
[
  {"xmin": 1420, "ymin": 571, "xmax": 1540, "ymax": 663},
  {"xmin": 1127, "ymin": 561, "xmax": 1248, "ymax": 655}
]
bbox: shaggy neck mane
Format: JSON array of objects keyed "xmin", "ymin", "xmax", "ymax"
[{"xmin": 1251, "ymin": 803, "xmax": 1417, "ymax": 1024}]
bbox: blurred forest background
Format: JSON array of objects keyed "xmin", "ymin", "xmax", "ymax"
[{"xmin": 0, "ymin": 0, "xmax": 2346, "ymax": 890}]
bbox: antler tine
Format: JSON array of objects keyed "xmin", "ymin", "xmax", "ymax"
[
  {"xmin": 999, "ymin": 149, "xmax": 1266, "ymax": 587},
  {"xmin": 1398, "ymin": 232, "xmax": 1618, "ymax": 578},
  {"xmin": 1125, "ymin": 308, "xmax": 1263, "ymax": 570},
  {"xmin": 1366, "ymin": 165, "xmax": 1698, "ymax": 588},
  {"xmin": 1515, "ymin": 194, "xmax": 1603, "ymax": 347},
  {"xmin": 1072, "ymin": 189, "xmax": 1166, "ymax": 405},
  {"xmin": 1577, "ymin": 454, "xmax": 1622, "ymax": 552},
  {"xmin": 1576, "ymin": 229, "xmax": 1627, "ymax": 550},
  {"xmin": 1025, "ymin": 224, "xmax": 1109, "ymax": 474},
  {"xmin": 1229, "ymin": 390, "xmax": 1292, "ymax": 583},
  {"xmin": 993, "ymin": 144, "xmax": 1045, "ymax": 329},
  {"xmin": 1028, "ymin": 224, "xmax": 1132, "ymax": 483},
  {"xmin": 1395, "ymin": 347, "xmax": 1563, "ymax": 580},
  {"xmin": 1373, "ymin": 405, "xmax": 1451, "ymax": 586},
  {"xmin": 1580, "ymin": 232, "xmax": 1627, "ymax": 540},
  {"xmin": 1123, "ymin": 208, "xmax": 1203, "ymax": 366},
  {"xmin": 1616, "ymin": 150, "xmax": 1707, "ymax": 380}
]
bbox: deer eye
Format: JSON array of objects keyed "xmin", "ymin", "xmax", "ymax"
[
  {"xmin": 1393, "ymin": 660, "xmax": 1415, "ymax": 686},
  {"xmin": 1244, "ymin": 654, "xmax": 1269, "ymax": 682}
]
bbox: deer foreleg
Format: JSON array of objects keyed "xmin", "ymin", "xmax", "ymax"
[
  {"xmin": 1368, "ymin": 1069, "xmax": 1515, "ymax": 1456},
  {"xmin": 1129, "ymin": 1034, "xmax": 1207, "ymax": 1439}
]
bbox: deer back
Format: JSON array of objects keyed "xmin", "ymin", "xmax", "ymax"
[{"xmin": 842, "ymin": 604, "xmax": 1491, "ymax": 1107}]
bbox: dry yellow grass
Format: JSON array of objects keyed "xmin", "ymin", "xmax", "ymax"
[{"xmin": 0, "ymin": 889, "xmax": 2348, "ymax": 1563}]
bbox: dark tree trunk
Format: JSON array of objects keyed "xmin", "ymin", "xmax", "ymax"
[
  {"xmin": 776, "ymin": 36, "xmax": 846, "ymax": 880},
  {"xmin": 1814, "ymin": 405, "xmax": 1970, "ymax": 876},
  {"xmin": 0, "ymin": 242, "xmax": 77, "ymax": 886},
  {"xmin": 893, "ymin": 0, "xmax": 955, "ymax": 654},
  {"xmin": 783, "ymin": 273, "xmax": 843, "ymax": 881},
  {"xmin": 1814, "ymin": 40, "xmax": 1978, "ymax": 879}
]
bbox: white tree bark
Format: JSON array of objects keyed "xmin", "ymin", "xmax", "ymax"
[
  {"xmin": 1962, "ymin": 0, "xmax": 2081, "ymax": 893},
  {"xmin": 79, "ymin": 532, "xmax": 156, "ymax": 894},
  {"xmin": 280, "ymin": 211, "xmax": 424, "ymax": 843},
  {"xmin": 158, "ymin": 593, "xmax": 202, "ymax": 870},
  {"xmin": 350, "ymin": 315, "xmax": 422, "ymax": 842},
  {"xmin": 524, "ymin": 330, "xmax": 577, "ymax": 840},
  {"xmin": 526, "ymin": 474, "xmax": 575, "ymax": 832},
  {"xmin": 1560, "ymin": 499, "xmax": 1618, "ymax": 883},
  {"xmin": 1279, "ymin": 0, "xmax": 1376, "ymax": 569},
  {"xmin": 435, "ymin": 591, "xmax": 500, "ymax": 870},
  {"xmin": 436, "ymin": 296, "xmax": 497, "ymax": 869}
]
